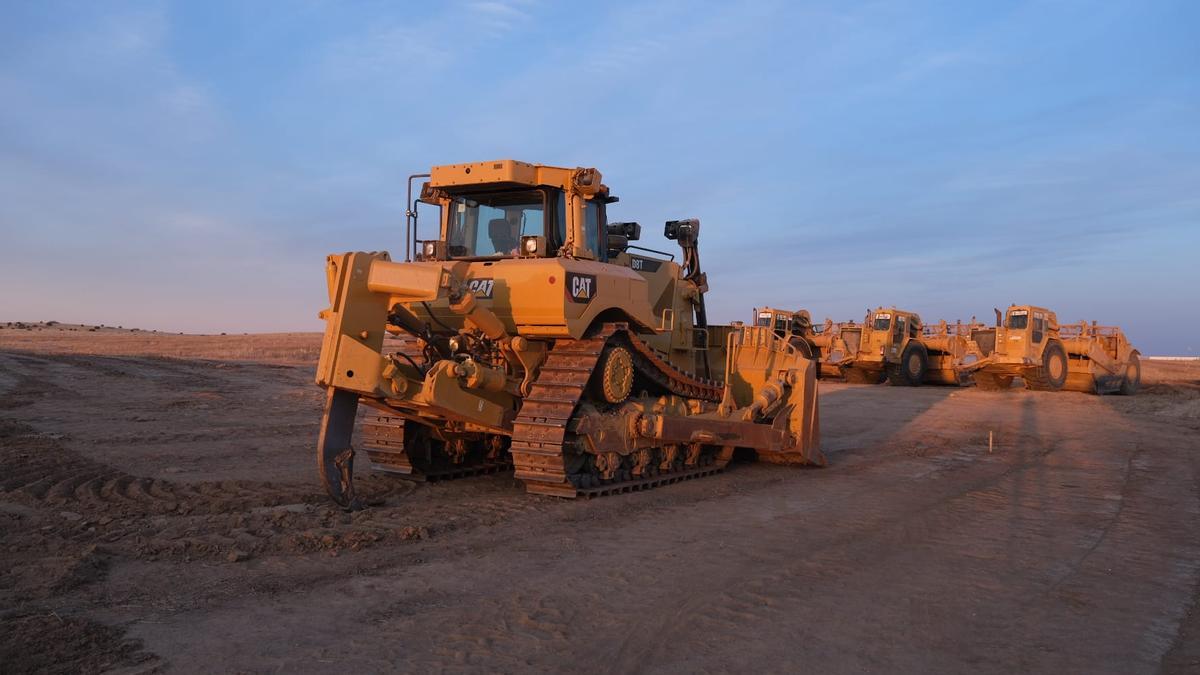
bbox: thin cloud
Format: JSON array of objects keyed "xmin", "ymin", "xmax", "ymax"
[
  {"xmin": 467, "ymin": 0, "xmax": 532, "ymax": 34},
  {"xmin": 317, "ymin": 1, "xmax": 537, "ymax": 80}
]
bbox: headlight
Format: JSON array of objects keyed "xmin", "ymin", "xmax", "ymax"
[
  {"xmin": 520, "ymin": 235, "xmax": 544, "ymax": 257},
  {"xmin": 423, "ymin": 241, "xmax": 436, "ymax": 258}
]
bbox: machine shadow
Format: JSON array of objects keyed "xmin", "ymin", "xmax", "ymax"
[{"xmin": 740, "ymin": 379, "xmax": 962, "ymax": 464}]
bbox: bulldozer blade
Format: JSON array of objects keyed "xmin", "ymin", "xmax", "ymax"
[{"xmin": 317, "ymin": 387, "xmax": 362, "ymax": 510}]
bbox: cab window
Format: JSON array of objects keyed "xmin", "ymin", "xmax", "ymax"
[
  {"xmin": 1007, "ymin": 312, "xmax": 1029, "ymax": 330},
  {"xmin": 893, "ymin": 317, "xmax": 905, "ymax": 342},
  {"xmin": 447, "ymin": 190, "xmax": 545, "ymax": 258},
  {"xmin": 554, "ymin": 193, "xmax": 567, "ymax": 250},
  {"xmin": 872, "ymin": 315, "xmax": 891, "ymax": 331},
  {"xmin": 583, "ymin": 200, "xmax": 605, "ymax": 261},
  {"xmin": 1032, "ymin": 317, "xmax": 1045, "ymax": 343}
]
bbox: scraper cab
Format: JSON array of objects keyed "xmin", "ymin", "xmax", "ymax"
[{"xmin": 841, "ymin": 308, "xmax": 927, "ymax": 385}]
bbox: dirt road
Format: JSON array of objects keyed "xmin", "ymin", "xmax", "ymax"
[{"xmin": 1, "ymin": 328, "xmax": 1198, "ymax": 673}]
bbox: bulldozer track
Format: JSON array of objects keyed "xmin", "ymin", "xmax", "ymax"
[{"xmin": 511, "ymin": 323, "xmax": 725, "ymax": 498}]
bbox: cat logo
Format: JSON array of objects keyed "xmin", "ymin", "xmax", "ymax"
[
  {"xmin": 466, "ymin": 278, "xmax": 494, "ymax": 299},
  {"xmin": 566, "ymin": 273, "xmax": 596, "ymax": 303}
]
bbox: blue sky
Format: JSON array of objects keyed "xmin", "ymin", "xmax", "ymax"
[{"xmin": 1, "ymin": 1, "xmax": 1197, "ymax": 353}]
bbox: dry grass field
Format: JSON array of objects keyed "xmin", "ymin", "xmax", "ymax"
[{"xmin": 1, "ymin": 324, "xmax": 1198, "ymax": 673}]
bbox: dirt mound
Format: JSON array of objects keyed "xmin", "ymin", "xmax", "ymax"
[
  {"xmin": 0, "ymin": 416, "xmax": 291, "ymax": 516},
  {"xmin": 0, "ymin": 613, "xmax": 160, "ymax": 675},
  {"xmin": 1, "ymin": 545, "xmax": 111, "ymax": 606},
  {"xmin": 0, "ymin": 414, "xmax": 467, "ymax": 564}
]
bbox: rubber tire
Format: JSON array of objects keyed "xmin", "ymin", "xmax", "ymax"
[
  {"xmin": 887, "ymin": 343, "xmax": 928, "ymax": 386},
  {"xmin": 1044, "ymin": 341, "xmax": 1068, "ymax": 389},
  {"xmin": 1025, "ymin": 340, "xmax": 1068, "ymax": 391},
  {"xmin": 1119, "ymin": 352, "xmax": 1141, "ymax": 396},
  {"xmin": 789, "ymin": 337, "xmax": 814, "ymax": 360}
]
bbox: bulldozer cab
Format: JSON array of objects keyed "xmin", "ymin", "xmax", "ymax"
[
  {"xmin": 419, "ymin": 161, "xmax": 611, "ymax": 263},
  {"xmin": 402, "ymin": 161, "xmax": 715, "ymax": 378}
]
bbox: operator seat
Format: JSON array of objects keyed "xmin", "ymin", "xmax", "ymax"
[{"xmin": 488, "ymin": 217, "xmax": 517, "ymax": 254}]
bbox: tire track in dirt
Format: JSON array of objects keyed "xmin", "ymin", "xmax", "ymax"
[
  {"xmin": 0, "ymin": 412, "xmax": 538, "ymax": 563},
  {"xmin": 323, "ymin": 396, "xmax": 1041, "ymax": 671},
  {"xmin": 5, "ymin": 346, "xmax": 1199, "ymax": 673},
  {"xmin": 0, "ymin": 354, "xmax": 545, "ymax": 565},
  {"xmin": 0, "ymin": 612, "xmax": 163, "ymax": 674},
  {"xmin": 530, "ymin": 440, "xmax": 1069, "ymax": 674},
  {"xmin": 0, "ymin": 347, "xmax": 557, "ymax": 674},
  {"xmin": 597, "ymin": 404, "xmax": 1198, "ymax": 674},
  {"xmin": 349, "ymin": 391, "xmax": 1198, "ymax": 674}
]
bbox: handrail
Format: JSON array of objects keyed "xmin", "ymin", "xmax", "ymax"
[
  {"xmin": 626, "ymin": 245, "xmax": 675, "ymax": 261},
  {"xmin": 405, "ymin": 173, "xmax": 432, "ymax": 262}
]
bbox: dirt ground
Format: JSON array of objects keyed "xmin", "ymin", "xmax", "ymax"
[{"xmin": 1, "ymin": 324, "xmax": 1198, "ymax": 674}]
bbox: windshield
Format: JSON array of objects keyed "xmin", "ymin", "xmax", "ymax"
[
  {"xmin": 1007, "ymin": 311, "xmax": 1029, "ymax": 330},
  {"xmin": 756, "ymin": 313, "xmax": 772, "ymax": 328},
  {"xmin": 872, "ymin": 314, "xmax": 891, "ymax": 331},
  {"xmin": 447, "ymin": 190, "xmax": 545, "ymax": 258}
]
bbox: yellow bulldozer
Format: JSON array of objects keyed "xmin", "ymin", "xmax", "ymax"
[
  {"xmin": 315, "ymin": 160, "xmax": 823, "ymax": 508},
  {"xmin": 970, "ymin": 305, "xmax": 1140, "ymax": 394}
]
